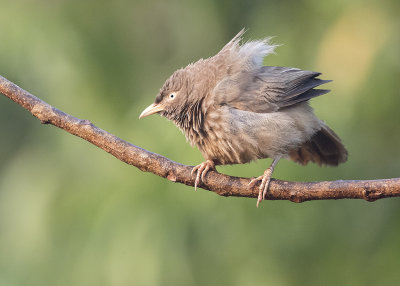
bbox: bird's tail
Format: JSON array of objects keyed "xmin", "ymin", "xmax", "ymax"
[{"xmin": 289, "ymin": 125, "xmax": 348, "ymax": 166}]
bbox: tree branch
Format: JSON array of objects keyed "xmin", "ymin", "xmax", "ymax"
[{"xmin": 1, "ymin": 74, "xmax": 399, "ymax": 203}]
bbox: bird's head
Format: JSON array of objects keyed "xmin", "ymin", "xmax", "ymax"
[
  {"xmin": 140, "ymin": 29, "xmax": 250, "ymax": 121},
  {"xmin": 139, "ymin": 68, "xmax": 196, "ymax": 121}
]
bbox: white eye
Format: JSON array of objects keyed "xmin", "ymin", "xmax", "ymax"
[{"xmin": 169, "ymin": 93, "xmax": 175, "ymax": 99}]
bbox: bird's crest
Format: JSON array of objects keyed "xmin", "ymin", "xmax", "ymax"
[
  {"xmin": 218, "ymin": 29, "xmax": 278, "ymax": 71},
  {"xmin": 220, "ymin": 28, "xmax": 247, "ymax": 51}
]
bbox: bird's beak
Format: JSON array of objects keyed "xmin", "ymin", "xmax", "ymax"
[{"xmin": 139, "ymin": 103, "xmax": 164, "ymax": 119}]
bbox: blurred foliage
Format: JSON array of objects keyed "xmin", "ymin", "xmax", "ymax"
[{"xmin": 0, "ymin": 0, "xmax": 400, "ymax": 285}]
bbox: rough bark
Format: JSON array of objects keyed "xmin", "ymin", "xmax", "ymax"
[{"xmin": 1, "ymin": 75, "xmax": 399, "ymax": 203}]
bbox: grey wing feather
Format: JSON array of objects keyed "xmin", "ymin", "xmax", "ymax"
[
  {"xmin": 260, "ymin": 66, "xmax": 332, "ymax": 108},
  {"xmin": 213, "ymin": 66, "xmax": 332, "ymax": 113},
  {"xmin": 279, "ymin": 88, "xmax": 331, "ymax": 107}
]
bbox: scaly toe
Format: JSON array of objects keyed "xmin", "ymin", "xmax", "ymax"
[
  {"xmin": 261, "ymin": 169, "xmax": 273, "ymax": 200},
  {"xmin": 256, "ymin": 191, "xmax": 263, "ymax": 208},
  {"xmin": 250, "ymin": 158, "xmax": 280, "ymax": 207},
  {"xmin": 253, "ymin": 170, "xmax": 273, "ymax": 206},
  {"xmin": 249, "ymin": 175, "xmax": 266, "ymax": 207},
  {"xmin": 201, "ymin": 165, "xmax": 211, "ymax": 182},
  {"xmin": 262, "ymin": 178, "xmax": 272, "ymax": 200},
  {"xmin": 248, "ymin": 175, "xmax": 263, "ymax": 187},
  {"xmin": 257, "ymin": 179, "xmax": 266, "ymax": 206},
  {"xmin": 191, "ymin": 165, "xmax": 200, "ymax": 177},
  {"xmin": 194, "ymin": 169, "xmax": 202, "ymax": 192},
  {"xmin": 191, "ymin": 160, "xmax": 215, "ymax": 192}
]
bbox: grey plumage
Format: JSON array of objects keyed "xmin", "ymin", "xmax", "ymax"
[
  {"xmin": 140, "ymin": 29, "xmax": 347, "ymax": 206},
  {"xmin": 289, "ymin": 125, "xmax": 347, "ymax": 166}
]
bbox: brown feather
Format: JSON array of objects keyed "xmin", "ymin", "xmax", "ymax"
[
  {"xmin": 143, "ymin": 30, "xmax": 347, "ymax": 168},
  {"xmin": 289, "ymin": 125, "xmax": 348, "ymax": 166}
]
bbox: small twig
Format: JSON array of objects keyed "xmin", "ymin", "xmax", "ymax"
[{"xmin": 1, "ymin": 75, "xmax": 399, "ymax": 203}]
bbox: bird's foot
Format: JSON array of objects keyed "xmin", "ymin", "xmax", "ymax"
[
  {"xmin": 248, "ymin": 157, "xmax": 281, "ymax": 207},
  {"xmin": 191, "ymin": 160, "xmax": 215, "ymax": 191},
  {"xmin": 249, "ymin": 167, "xmax": 274, "ymax": 208}
]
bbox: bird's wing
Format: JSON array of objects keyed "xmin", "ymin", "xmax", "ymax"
[{"xmin": 213, "ymin": 66, "xmax": 331, "ymax": 113}]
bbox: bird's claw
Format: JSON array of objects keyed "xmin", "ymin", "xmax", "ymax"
[
  {"xmin": 191, "ymin": 160, "xmax": 215, "ymax": 191},
  {"xmin": 249, "ymin": 168, "xmax": 273, "ymax": 207}
]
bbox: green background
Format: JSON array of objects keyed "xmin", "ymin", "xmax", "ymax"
[{"xmin": 1, "ymin": 0, "xmax": 399, "ymax": 285}]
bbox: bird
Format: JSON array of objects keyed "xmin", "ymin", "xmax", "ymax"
[{"xmin": 139, "ymin": 29, "xmax": 347, "ymax": 206}]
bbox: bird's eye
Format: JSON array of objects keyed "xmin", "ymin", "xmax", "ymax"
[{"xmin": 169, "ymin": 93, "xmax": 175, "ymax": 99}]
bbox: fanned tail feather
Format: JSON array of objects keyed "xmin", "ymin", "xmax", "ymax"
[{"xmin": 289, "ymin": 125, "xmax": 348, "ymax": 166}]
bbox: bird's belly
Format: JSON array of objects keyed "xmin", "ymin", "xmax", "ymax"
[
  {"xmin": 198, "ymin": 135, "xmax": 252, "ymax": 165},
  {"xmin": 196, "ymin": 106, "xmax": 322, "ymax": 165}
]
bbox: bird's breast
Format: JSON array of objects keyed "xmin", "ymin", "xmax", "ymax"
[{"xmin": 191, "ymin": 106, "xmax": 261, "ymax": 165}]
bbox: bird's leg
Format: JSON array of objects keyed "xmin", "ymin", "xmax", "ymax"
[
  {"xmin": 249, "ymin": 157, "xmax": 281, "ymax": 207},
  {"xmin": 191, "ymin": 160, "xmax": 215, "ymax": 192}
]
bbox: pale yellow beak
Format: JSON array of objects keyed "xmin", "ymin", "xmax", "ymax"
[{"xmin": 139, "ymin": 103, "xmax": 164, "ymax": 119}]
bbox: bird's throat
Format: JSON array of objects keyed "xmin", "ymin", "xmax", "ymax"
[{"xmin": 168, "ymin": 98, "xmax": 206, "ymax": 144}]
